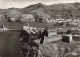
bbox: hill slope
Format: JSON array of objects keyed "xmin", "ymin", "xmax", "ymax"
[
  {"xmin": 1, "ymin": 2, "xmax": 80, "ymax": 19},
  {"xmin": 20, "ymin": 2, "xmax": 80, "ymax": 19}
]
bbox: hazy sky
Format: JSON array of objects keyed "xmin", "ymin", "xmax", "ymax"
[{"xmin": 0, "ymin": 0, "xmax": 80, "ymax": 9}]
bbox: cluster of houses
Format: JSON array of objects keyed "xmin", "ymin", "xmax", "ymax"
[{"xmin": 51, "ymin": 18, "xmax": 80, "ymax": 26}]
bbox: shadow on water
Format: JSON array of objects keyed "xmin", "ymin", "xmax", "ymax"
[{"xmin": 0, "ymin": 31, "xmax": 19, "ymax": 57}]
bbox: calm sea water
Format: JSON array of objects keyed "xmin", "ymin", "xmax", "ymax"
[
  {"xmin": 0, "ymin": 18, "xmax": 54, "ymax": 29},
  {"xmin": 0, "ymin": 18, "xmax": 54, "ymax": 57}
]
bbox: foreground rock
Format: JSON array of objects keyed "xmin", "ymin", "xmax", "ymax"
[
  {"xmin": 39, "ymin": 41, "xmax": 80, "ymax": 57},
  {"xmin": 39, "ymin": 43, "xmax": 58, "ymax": 57},
  {"xmin": 34, "ymin": 35, "xmax": 62, "ymax": 45}
]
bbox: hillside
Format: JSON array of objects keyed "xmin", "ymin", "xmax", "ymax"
[
  {"xmin": 21, "ymin": 2, "xmax": 80, "ymax": 19},
  {"xmin": 1, "ymin": 2, "xmax": 80, "ymax": 20}
]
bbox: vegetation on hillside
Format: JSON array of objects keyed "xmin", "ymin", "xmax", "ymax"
[{"xmin": 1, "ymin": 2, "xmax": 80, "ymax": 22}]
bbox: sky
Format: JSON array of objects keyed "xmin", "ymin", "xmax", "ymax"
[{"xmin": 0, "ymin": 0, "xmax": 80, "ymax": 9}]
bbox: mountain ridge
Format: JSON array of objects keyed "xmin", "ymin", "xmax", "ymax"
[{"xmin": 1, "ymin": 2, "xmax": 80, "ymax": 19}]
